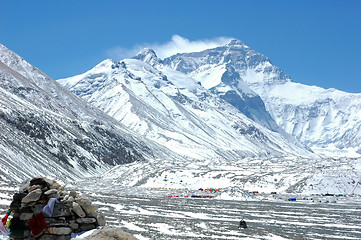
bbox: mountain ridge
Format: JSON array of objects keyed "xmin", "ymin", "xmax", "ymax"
[
  {"xmin": 0, "ymin": 43, "xmax": 187, "ymax": 183},
  {"xmin": 1, "ymin": 41, "xmax": 360, "ymax": 194},
  {"xmin": 162, "ymin": 40, "xmax": 361, "ymax": 157},
  {"xmin": 59, "ymin": 48, "xmax": 313, "ymax": 161}
]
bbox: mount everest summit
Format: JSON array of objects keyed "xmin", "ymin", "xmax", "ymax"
[
  {"xmin": 58, "ymin": 49, "xmax": 311, "ymax": 161},
  {"xmin": 162, "ymin": 40, "xmax": 361, "ymax": 157},
  {"xmin": 60, "ymin": 40, "xmax": 361, "ymax": 158}
]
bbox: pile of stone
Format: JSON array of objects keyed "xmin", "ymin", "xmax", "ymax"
[{"xmin": 6, "ymin": 177, "xmax": 106, "ymax": 240}]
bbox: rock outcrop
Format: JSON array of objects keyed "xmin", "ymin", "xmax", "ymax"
[
  {"xmin": 5, "ymin": 177, "xmax": 106, "ymax": 240},
  {"xmin": 80, "ymin": 226, "xmax": 138, "ymax": 240}
]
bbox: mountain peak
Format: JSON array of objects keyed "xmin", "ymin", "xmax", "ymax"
[
  {"xmin": 136, "ymin": 48, "xmax": 157, "ymax": 57},
  {"xmin": 133, "ymin": 48, "xmax": 162, "ymax": 66},
  {"xmin": 90, "ymin": 59, "xmax": 117, "ymax": 72},
  {"xmin": 226, "ymin": 39, "xmax": 245, "ymax": 47}
]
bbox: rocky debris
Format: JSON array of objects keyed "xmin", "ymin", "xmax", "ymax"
[
  {"xmin": 47, "ymin": 227, "xmax": 72, "ymax": 235},
  {"xmin": 72, "ymin": 202, "xmax": 86, "ymax": 218},
  {"xmin": 5, "ymin": 177, "xmax": 106, "ymax": 240},
  {"xmin": 21, "ymin": 189, "xmax": 42, "ymax": 203},
  {"xmin": 80, "ymin": 226, "xmax": 138, "ymax": 240}
]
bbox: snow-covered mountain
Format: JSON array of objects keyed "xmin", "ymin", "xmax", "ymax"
[
  {"xmin": 58, "ymin": 49, "xmax": 313, "ymax": 163},
  {"xmin": 163, "ymin": 40, "xmax": 361, "ymax": 157},
  {"xmin": 59, "ymin": 49, "xmax": 361, "ymax": 194},
  {"xmin": 0, "ymin": 43, "xmax": 182, "ymax": 183},
  {"xmin": 1, "ymin": 41, "xmax": 359, "ymax": 195}
]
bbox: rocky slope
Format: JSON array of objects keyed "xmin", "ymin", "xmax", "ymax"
[
  {"xmin": 163, "ymin": 40, "xmax": 361, "ymax": 157},
  {"xmin": 0, "ymin": 43, "xmax": 181, "ymax": 183}
]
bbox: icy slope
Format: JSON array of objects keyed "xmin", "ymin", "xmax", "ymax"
[
  {"xmin": 58, "ymin": 53, "xmax": 313, "ymax": 161},
  {"xmin": 163, "ymin": 42, "xmax": 284, "ymax": 134},
  {"xmin": 164, "ymin": 40, "xmax": 361, "ymax": 157},
  {"xmin": 0, "ymin": 43, "xmax": 180, "ymax": 183},
  {"xmin": 263, "ymin": 83, "xmax": 361, "ymax": 156}
]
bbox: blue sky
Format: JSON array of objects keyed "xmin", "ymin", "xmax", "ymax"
[{"xmin": 1, "ymin": 0, "xmax": 360, "ymax": 93}]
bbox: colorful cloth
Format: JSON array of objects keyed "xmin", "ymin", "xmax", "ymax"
[
  {"xmin": 0, "ymin": 220, "xmax": 9, "ymax": 236},
  {"xmin": 27, "ymin": 212, "xmax": 47, "ymax": 237},
  {"xmin": 42, "ymin": 198, "xmax": 59, "ymax": 217},
  {"xmin": 0, "ymin": 210, "xmax": 10, "ymax": 235},
  {"xmin": 1, "ymin": 209, "xmax": 11, "ymax": 226}
]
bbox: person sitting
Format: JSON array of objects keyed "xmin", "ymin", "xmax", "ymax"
[{"xmin": 239, "ymin": 219, "xmax": 247, "ymax": 229}]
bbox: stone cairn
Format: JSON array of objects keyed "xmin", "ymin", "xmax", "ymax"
[{"xmin": 6, "ymin": 177, "xmax": 106, "ymax": 240}]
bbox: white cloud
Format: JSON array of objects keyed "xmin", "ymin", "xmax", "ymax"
[{"xmin": 105, "ymin": 35, "xmax": 234, "ymax": 60}]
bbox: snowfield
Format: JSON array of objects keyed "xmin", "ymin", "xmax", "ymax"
[{"xmin": 100, "ymin": 155, "xmax": 361, "ymax": 196}]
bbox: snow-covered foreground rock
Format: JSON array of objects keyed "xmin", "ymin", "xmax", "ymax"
[{"xmin": 78, "ymin": 226, "xmax": 137, "ymax": 240}]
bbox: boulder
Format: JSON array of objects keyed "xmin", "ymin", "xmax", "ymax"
[
  {"xmin": 76, "ymin": 198, "xmax": 96, "ymax": 215},
  {"xmin": 44, "ymin": 189, "xmax": 58, "ymax": 195},
  {"xmin": 47, "ymin": 227, "xmax": 72, "ymax": 235},
  {"xmin": 69, "ymin": 221, "xmax": 79, "ymax": 230},
  {"xmin": 51, "ymin": 202, "xmax": 71, "ymax": 217},
  {"xmin": 96, "ymin": 212, "xmax": 106, "ymax": 226},
  {"xmin": 75, "ymin": 223, "xmax": 96, "ymax": 233},
  {"xmin": 22, "ymin": 189, "xmax": 42, "ymax": 203},
  {"xmin": 69, "ymin": 191, "xmax": 77, "ymax": 198},
  {"xmin": 48, "ymin": 192, "xmax": 61, "ymax": 200},
  {"xmin": 44, "ymin": 218, "xmax": 68, "ymax": 227},
  {"xmin": 72, "ymin": 202, "xmax": 86, "ymax": 218},
  {"xmin": 67, "ymin": 196, "xmax": 75, "ymax": 203},
  {"xmin": 43, "ymin": 178, "xmax": 55, "ymax": 186},
  {"xmin": 32, "ymin": 203, "xmax": 46, "ymax": 215},
  {"xmin": 30, "ymin": 177, "xmax": 48, "ymax": 186},
  {"xmin": 28, "ymin": 185, "xmax": 42, "ymax": 192},
  {"xmin": 76, "ymin": 218, "xmax": 96, "ymax": 224},
  {"xmin": 50, "ymin": 181, "xmax": 61, "ymax": 189},
  {"xmin": 81, "ymin": 226, "xmax": 138, "ymax": 240}
]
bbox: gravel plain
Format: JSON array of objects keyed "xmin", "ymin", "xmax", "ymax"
[
  {"xmin": 1, "ymin": 181, "xmax": 361, "ymax": 240},
  {"xmin": 73, "ymin": 180, "xmax": 361, "ymax": 240}
]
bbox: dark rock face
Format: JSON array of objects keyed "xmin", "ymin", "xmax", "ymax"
[
  {"xmin": 5, "ymin": 177, "xmax": 106, "ymax": 240},
  {"xmin": 1, "ymin": 111, "xmax": 144, "ymax": 168}
]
